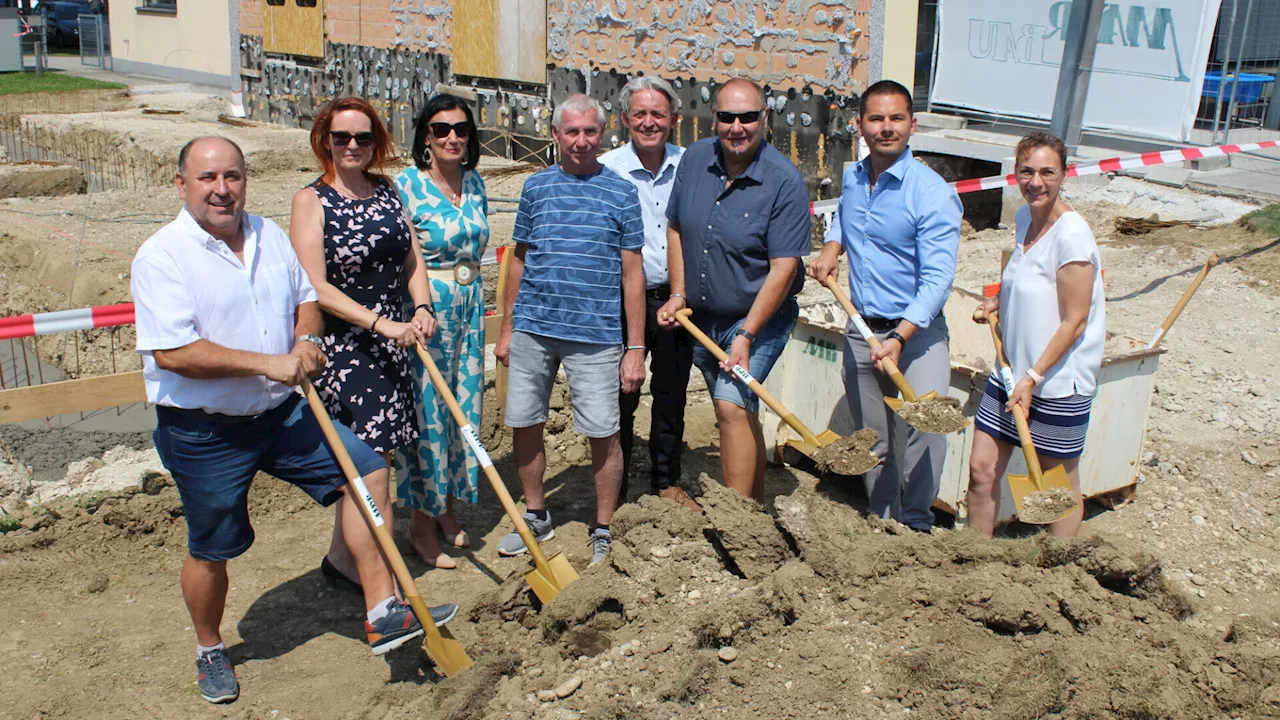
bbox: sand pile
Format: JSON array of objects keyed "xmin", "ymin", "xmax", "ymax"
[{"xmin": 358, "ymin": 485, "xmax": 1280, "ymax": 720}]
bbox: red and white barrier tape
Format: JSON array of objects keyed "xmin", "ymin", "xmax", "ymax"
[
  {"xmin": 810, "ymin": 139, "xmax": 1280, "ymax": 215},
  {"xmin": 0, "ymin": 304, "xmax": 135, "ymax": 341}
]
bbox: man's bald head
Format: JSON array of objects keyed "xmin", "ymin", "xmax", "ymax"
[
  {"xmin": 177, "ymin": 136, "xmax": 246, "ymax": 176},
  {"xmin": 711, "ymin": 79, "xmax": 767, "ymax": 113}
]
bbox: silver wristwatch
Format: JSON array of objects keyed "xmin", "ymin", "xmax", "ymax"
[{"xmin": 297, "ymin": 334, "xmax": 324, "ymax": 348}]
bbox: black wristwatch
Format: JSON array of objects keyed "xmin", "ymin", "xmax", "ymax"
[
  {"xmin": 734, "ymin": 328, "xmax": 756, "ymax": 343},
  {"xmin": 885, "ymin": 330, "xmax": 908, "ymax": 347},
  {"xmin": 414, "ymin": 303, "xmax": 435, "ymax": 317}
]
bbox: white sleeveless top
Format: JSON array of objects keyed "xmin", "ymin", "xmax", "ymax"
[{"xmin": 998, "ymin": 206, "xmax": 1106, "ymax": 398}]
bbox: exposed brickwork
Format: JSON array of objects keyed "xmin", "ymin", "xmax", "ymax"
[{"xmin": 240, "ymin": 0, "xmax": 262, "ymax": 37}]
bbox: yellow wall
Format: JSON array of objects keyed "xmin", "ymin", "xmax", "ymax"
[
  {"xmin": 109, "ymin": 1, "xmax": 231, "ymax": 80},
  {"xmin": 879, "ymin": 0, "xmax": 919, "ymax": 89}
]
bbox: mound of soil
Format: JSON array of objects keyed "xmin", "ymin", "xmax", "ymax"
[
  {"xmin": 811, "ymin": 428, "xmax": 879, "ymax": 475},
  {"xmin": 899, "ymin": 396, "xmax": 968, "ymax": 434}
]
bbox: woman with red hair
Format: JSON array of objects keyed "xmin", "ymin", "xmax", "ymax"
[{"xmin": 290, "ymin": 97, "xmax": 438, "ymax": 589}]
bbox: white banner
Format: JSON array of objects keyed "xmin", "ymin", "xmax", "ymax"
[{"xmin": 930, "ymin": 0, "xmax": 1223, "ymax": 141}]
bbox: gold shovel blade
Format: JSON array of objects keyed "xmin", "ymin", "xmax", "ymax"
[
  {"xmin": 421, "ymin": 619, "xmax": 474, "ymax": 676},
  {"xmin": 1009, "ymin": 466, "xmax": 1076, "ymax": 525},
  {"xmin": 524, "ymin": 551, "xmax": 581, "ymax": 604}
]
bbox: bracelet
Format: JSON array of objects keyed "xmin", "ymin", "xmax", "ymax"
[
  {"xmin": 670, "ymin": 292, "xmax": 685, "ymax": 300},
  {"xmin": 625, "ymin": 345, "xmax": 645, "ymax": 351},
  {"xmin": 370, "ymin": 316, "xmax": 382, "ymax": 334},
  {"xmin": 1026, "ymin": 368, "xmax": 1044, "ymax": 385},
  {"xmin": 414, "ymin": 303, "xmax": 435, "ymax": 317}
]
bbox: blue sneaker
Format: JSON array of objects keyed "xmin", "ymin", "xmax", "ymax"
[
  {"xmin": 366, "ymin": 599, "xmax": 429, "ymax": 655},
  {"xmin": 498, "ymin": 511, "xmax": 554, "ymax": 556},
  {"xmin": 196, "ymin": 648, "xmax": 239, "ymax": 704}
]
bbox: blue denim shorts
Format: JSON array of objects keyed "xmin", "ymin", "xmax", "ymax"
[
  {"xmin": 153, "ymin": 393, "xmax": 386, "ymax": 562},
  {"xmin": 691, "ymin": 299, "xmax": 799, "ymax": 413}
]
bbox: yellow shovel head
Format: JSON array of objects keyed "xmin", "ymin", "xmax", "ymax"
[
  {"xmin": 524, "ymin": 551, "xmax": 581, "ymax": 604},
  {"xmin": 1008, "ymin": 465, "xmax": 1076, "ymax": 525},
  {"xmin": 422, "ymin": 617, "xmax": 474, "ymax": 676},
  {"xmin": 783, "ymin": 428, "xmax": 844, "ymax": 458}
]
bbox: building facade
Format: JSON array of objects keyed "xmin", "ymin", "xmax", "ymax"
[{"xmin": 238, "ymin": 0, "xmax": 919, "ymax": 191}]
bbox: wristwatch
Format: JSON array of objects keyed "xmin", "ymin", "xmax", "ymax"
[
  {"xmin": 734, "ymin": 328, "xmax": 756, "ymax": 343},
  {"xmin": 885, "ymin": 330, "xmax": 908, "ymax": 347},
  {"xmin": 297, "ymin": 334, "xmax": 324, "ymax": 348}
]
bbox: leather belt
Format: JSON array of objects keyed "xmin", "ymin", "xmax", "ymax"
[
  {"xmin": 158, "ymin": 405, "xmax": 273, "ymax": 425},
  {"xmin": 426, "ymin": 260, "xmax": 479, "ymax": 286},
  {"xmin": 862, "ymin": 316, "xmax": 902, "ymax": 332},
  {"xmin": 645, "ymin": 285, "xmax": 671, "ymax": 301}
]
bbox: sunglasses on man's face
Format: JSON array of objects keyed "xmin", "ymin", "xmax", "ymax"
[
  {"xmin": 430, "ymin": 121, "xmax": 471, "ymax": 139},
  {"xmin": 715, "ymin": 110, "xmax": 763, "ymax": 125},
  {"xmin": 330, "ymin": 131, "xmax": 376, "ymax": 148}
]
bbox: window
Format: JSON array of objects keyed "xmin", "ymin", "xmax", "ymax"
[{"xmin": 137, "ymin": 0, "xmax": 177, "ymax": 12}]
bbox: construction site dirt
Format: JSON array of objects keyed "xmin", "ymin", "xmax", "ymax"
[{"xmin": 2, "ymin": 93, "xmax": 1280, "ymax": 719}]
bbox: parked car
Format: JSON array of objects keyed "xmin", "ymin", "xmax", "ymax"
[{"xmin": 39, "ymin": 1, "xmax": 91, "ymax": 47}]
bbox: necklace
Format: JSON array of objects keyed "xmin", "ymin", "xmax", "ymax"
[{"xmin": 430, "ymin": 165, "xmax": 462, "ymax": 206}]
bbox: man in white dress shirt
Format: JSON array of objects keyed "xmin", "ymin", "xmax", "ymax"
[
  {"xmin": 131, "ymin": 136, "xmax": 454, "ymax": 705},
  {"xmin": 600, "ymin": 76, "xmax": 699, "ymax": 512}
]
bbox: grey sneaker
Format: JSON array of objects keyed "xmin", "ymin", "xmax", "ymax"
[
  {"xmin": 590, "ymin": 527, "xmax": 612, "ymax": 565},
  {"xmin": 196, "ymin": 648, "xmax": 239, "ymax": 704},
  {"xmin": 428, "ymin": 602, "xmax": 459, "ymax": 626},
  {"xmin": 498, "ymin": 511, "xmax": 554, "ymax": 556}
]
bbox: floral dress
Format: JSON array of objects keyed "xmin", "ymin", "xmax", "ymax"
[
  {"xmin": 309, "ymin": 178, "xmax": 417, "ymax": 454},
  {"xmin": 393, "ymin": 167, "xmax": 489, "ymax": 515}
]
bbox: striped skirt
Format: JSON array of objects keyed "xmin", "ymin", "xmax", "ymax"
[{"xmin": 973, "ymin": 375, "xmax": 1093, "ymax": 459}]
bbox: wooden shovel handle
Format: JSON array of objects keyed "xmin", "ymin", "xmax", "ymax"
[
  {"xmin": 1151, "ymin": 253, "xmax": 1218, "ymax": 347},
  {"xmin": 822, "ymin": 276, "xmax": 919, "ymax": 402},
  {"xmin": 986, "ymin": 315, "xmax": 1046, "ymax": 483},
  {"xmin": 673, "ymin": 309, "xmax": 822, "ymax": 447},
  {"xmin": 298, "ymin": 379, "xmax": 448, "ymax": 645},
  {"xmin": 413, "ymin": 344, "xmax": 553, "ymax": 571}
]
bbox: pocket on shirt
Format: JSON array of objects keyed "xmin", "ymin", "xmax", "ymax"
[{"xmin": 262, "ymin": 267, "xmax": 300, "ymax": 317}]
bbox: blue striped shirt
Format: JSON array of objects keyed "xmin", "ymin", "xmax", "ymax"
[{"xmin": 512, "ymin": 166, "xmax": 644, "ymax": 345}]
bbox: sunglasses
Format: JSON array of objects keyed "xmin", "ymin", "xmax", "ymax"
[
  {"xmin": 430, "ymin": 121, "xmax": 471, "ymax": 139},
  {"xmin": 715, "ymin": 110, "xmax": 763, "ymax": 125},
  {"xmin": 329, "ymin": 131, "xmax": 375, "ymax": 148}
]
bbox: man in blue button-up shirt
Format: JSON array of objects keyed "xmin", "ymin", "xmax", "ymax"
[
  {"xmin": 810, "ymin": 80, "xmax": 962, "ymax": 531},
  {"xmin": 600, "ymin": 76, "xmax": 701, "ymax": 512},
  {"xmin": 658, "ymin": 78, "xmax": 811, "ymax": 503}
]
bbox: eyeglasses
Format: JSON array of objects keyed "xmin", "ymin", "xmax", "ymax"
[
  {"xmin": 430, "ymin": 121, "xmax": 471, "ymax": 139},
  {"xmin": 329, "ymin": 131, "xmax": 376, "ymax": 148},
  {"xmin": 715, "ymin": 110, "xmax": 763, "ymax": 125}
]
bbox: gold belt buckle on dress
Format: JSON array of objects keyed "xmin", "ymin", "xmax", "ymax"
[{"xmin": 453, "ymin": 261, "xmax": 478, "ymax": 286}]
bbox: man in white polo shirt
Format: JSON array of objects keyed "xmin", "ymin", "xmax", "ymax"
[{"xmin": 131, "ymin": 136, "xmax": 455, "ymax": 705}]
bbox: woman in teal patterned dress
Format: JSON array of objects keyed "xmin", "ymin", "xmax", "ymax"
[{"xmin": 395, "ymin": 95, "xmax": 489, "ymax": 569}]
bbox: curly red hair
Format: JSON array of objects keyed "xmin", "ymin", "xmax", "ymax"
[{"xmin": 309, "ymin": 97, "xmax": 396, "ymax": 183}]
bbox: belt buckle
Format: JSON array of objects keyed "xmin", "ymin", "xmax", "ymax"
[{"xmin": 453, "ymin": 263, "xmax": 476, "ymax": 286}]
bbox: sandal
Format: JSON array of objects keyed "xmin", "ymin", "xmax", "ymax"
[{"xmin": 320, "ymin": 556, "xmax": 362, "ymax": 593}]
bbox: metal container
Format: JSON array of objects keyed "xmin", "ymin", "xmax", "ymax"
[{"xmin": 760, "ymin": 286, "xmax": 1163, "ymax": 525}]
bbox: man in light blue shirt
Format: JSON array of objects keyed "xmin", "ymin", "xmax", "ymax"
[
  {"xmin": 600, "ymin": 76, "xmax": 699, "ymax": 512},
  {"xmin": 809, "ymin": 80, "xmax": 962, "ymax": 531}
]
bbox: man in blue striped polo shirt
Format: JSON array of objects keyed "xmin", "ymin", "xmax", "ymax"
[{"xmin": 495, "ymin": 94, "xmax": 647, "ymax": 565}]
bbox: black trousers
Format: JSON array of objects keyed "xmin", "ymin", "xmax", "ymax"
[{"xmin": 619, "ymin": 289, "xmax": 694, "ymax": 500}]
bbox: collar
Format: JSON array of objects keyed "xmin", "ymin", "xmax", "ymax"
[
  {"xmin": 619, "ymin": 142, "xmax": 682, "ymax": 177},
  {"xmin": 177, "ymin": 207, "xmax": 252, "ymax": 248},
  {"xmin": 858, "ymin": 146, "xmax": 915, "ymax": 183},
  {"xmin": 711, "ymin": 139, "xmax": 767, "ymax": 183}
]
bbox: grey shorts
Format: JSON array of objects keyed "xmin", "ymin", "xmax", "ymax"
[{"xmin": 505, "ymin": 331, "xmax": 623, "ymax": 438}]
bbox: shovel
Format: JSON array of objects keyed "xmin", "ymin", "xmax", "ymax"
[
  {"xmin": 822, "ymin": 277, "xmax": 968, "ymax": 434},
  {"xmin": 413, "ymin": 344, "xmax": 579, "ymax": 604},
  {"xmin": 1147, "ymin": 253, "xmax": 1218, "ymax": 349},
  {"xmin": 673, "ymin": 309, "xmax": 877, "ymax": 475},
  {"xmin": 300, "ymin": 379, "xmax": 474, "ymax": 676},
  {"xmin": 985, "ymin": 316, "xmax": 1077, "ymax": 525}
]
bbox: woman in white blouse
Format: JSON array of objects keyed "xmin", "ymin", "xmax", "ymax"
[{"xmin": 968, "ymin": 131, "xmax": 1105, "ymax": 538}]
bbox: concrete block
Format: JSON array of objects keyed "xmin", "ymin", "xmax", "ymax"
[
  {"xmin": 915, "ymin": 112, "xmax": 968, "ymax": 130},
  {"xmin": 1185, "ymin": 154, "xmax": 1229, "ymax": 171},
  {"xmin": 1144, "ymin": 166, "xmax": 1193, "ymax": 188}
]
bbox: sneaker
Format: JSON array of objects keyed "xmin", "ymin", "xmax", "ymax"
[
  {"xmin": 428, "ymin": 602, "xmax": 459, "ymax": 627},
  {"xmin": 589, "ymin": 527, "xmax": 612, "ymax": 565},
  {"xmin": 366, "ymin": 599, "xmax": 426, "ymax": 656},
  {"xmin": 498, "ymin": 511, "xmax": 554, "ymax": 556},
  {"xmin": 659, "ymin": 486, "xmax": 703, "ymax": 512},
  {"xmin": 196, "ymin": 648, "xmax": 239, "ymax": 704}
]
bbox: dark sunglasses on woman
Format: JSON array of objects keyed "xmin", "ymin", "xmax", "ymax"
[
  {"xmin": 330, "ymin": 131, "xmax": 376, "ymax": 148},
  {"xmin": 430, "ymin": 121, "xmax": 471, "ymax": 139}
]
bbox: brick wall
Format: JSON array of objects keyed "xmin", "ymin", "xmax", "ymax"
[{"xmin": 240, "ymin": 0, "xmax": 261, "ymax": 37}]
